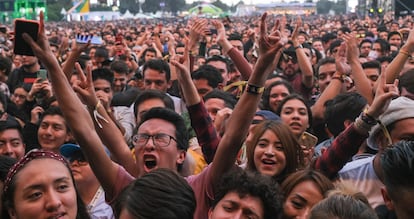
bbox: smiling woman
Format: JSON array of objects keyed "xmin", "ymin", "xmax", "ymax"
[{"xmin": 1, "ymin": 150, "xmax": 90, "ymax": 219}]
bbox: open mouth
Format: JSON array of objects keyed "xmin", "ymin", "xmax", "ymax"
[
  {"xmin": 143, "ymin": 155, "xmax": 157, "ymax": 172},
  {"xmin": 145, "ymin": 160, "xmax": 157, "ymax": 169},
  {"xmin": 262, "ymin": 159, "xmax": 276, "ymax": 165}
]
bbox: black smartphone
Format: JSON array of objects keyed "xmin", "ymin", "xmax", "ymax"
[{"xmin": 14, "ymin": 19, "xmax": 39, "ymax": 56}]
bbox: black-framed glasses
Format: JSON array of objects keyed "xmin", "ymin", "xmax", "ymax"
[{"xmin": 132, "ymin": 133, "xmax": 177, "ymax": 148}]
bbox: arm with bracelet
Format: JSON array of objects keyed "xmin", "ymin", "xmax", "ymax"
[
  {"xmin": 313, "ymin": 67, "xmax": 399, "ymax": 179},
  {"xmin": 292, "ymin": 16, "xmax": 314, "ymax": 88},
  {"xmin": 385, "ymin": 27, "xmax": 414, "ymax": 84},
  {"xmin": 344, "ymin": 33, "xmax": 375, "ymax": 104},
  {"xmin": 311, "ymin": 41, "xmax": 347, "ymax": 123}
]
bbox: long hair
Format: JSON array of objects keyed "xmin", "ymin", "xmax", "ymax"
[{"xmin": 246, "ymin": 120, "xmax": 304, "ymax": 182}]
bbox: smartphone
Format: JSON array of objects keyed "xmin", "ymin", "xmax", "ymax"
[
  {"xmin": 298, "ymin": 132, "xmax": 318, "ymax": 149},
  {"xmin": 37, "ymin": 69, "xmax": 48, "ymax": 82},
  {"xmin": 75, "ymin": 34, "xmax": 103, "ymax": 45},
  {"xmin": 14, "ymin": 19, "xmax": 39, "ymax": 56},
  {"xmin": 210, "ymin": 28, "xmax": 218, "ymax": 35}
]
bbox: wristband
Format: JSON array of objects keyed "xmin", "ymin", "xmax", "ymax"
[
  {"xmin": 360, "ymin": 111, "xmax": 378, "ymax": 126},
  {"xmin": 92, "ymin": 100, "xmax": 109, "ymax": 129},
  {"xmin": 331, "ymin": 75, "xmax": 344, "ymax": 83},
  {"xmin": 246, "ymin": 84, "xmax": 264, "ymax": 95}
]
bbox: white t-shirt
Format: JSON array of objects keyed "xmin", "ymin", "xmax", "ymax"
[{"xmin": 338, "ymin": 156, "xmax": 384, "ymax": 208}]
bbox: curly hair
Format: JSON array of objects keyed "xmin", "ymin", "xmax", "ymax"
[{"xmin": 211, "ymin": 168, "xmax": 283, "ymax": 219}]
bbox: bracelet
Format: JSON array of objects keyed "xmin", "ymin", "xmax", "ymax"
[
  {"xmin": 246, "ymin": 83, "xmax": 264, "ymax": 95},
  {"xmin": 92, "ymin": 100, "xmax": 109, "ymax": 129},
  {"xmin": 399, "ymin": 49, "xmax": 411, "ymax": 57},
  {"xmin": 331, "ymin": 75, "xmax": 344, "ymax": 83},
  {"xmin": 360, "ymin": 112, "xmax": 378, "ymax": 126},
  {"xmin": 354, "ymin": 116, "xmax": 375, "ymax": 133}
]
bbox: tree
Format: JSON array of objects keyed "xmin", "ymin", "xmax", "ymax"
[
  {"xmin": 168, "ymin": 0, "xmax": 186, "ymax": 15},
  {"xmin": 46, "ymin": 0, "xmax": 72, "ymax": 21},
  {"xmin": 316, "ymin": 0, "xmax": 333, "ymax": 14},
  {"xmin": 120, "ymin": 0, "xmax": 140, "ymax": 14},
  {"xmin": 142, "ymin": 0, "xmax": 161, "ymax": 13},
  {"xmin": 332, "ymin": 0, "xmax": 347, "ymax": 14},
  {"xmin": 212, "ymin": 0, "xmax": 229, "ymax": 11}
]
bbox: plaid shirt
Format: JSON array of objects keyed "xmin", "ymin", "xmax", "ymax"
[
  {"xmin": 187, "ymin": 101, "xmax": 220, "ymax": 164},
  {"xmin": 313, "ymin": 123, "xmax": 368, "ymax": 179}
]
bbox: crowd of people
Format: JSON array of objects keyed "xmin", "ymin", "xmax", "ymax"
[{"xmin": 0, "ymin": 9, "xmax": 413, "ymax": 219}]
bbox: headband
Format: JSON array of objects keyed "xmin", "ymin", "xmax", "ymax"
[{"xmin": 3, "ymin": 149, "xmax": 69, "ymax": 194}]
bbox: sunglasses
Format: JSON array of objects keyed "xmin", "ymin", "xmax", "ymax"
[
  {"xmin": 356, "ymin": 33, "xmax": 366, "ymax": 38},
  {"xmin": 282, "ymin": 53, "xmax": 298, "ymax": 63}
]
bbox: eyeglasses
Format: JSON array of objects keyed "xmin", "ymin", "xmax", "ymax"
[
  {"xmin": 282, "ymin": 53, "xmax": 297, "ymax": 63},
  {"xmin": 13, "ymin": 94, "xmax": 26, "ymax": 99},
  {"xmin": 68, "ymin": 155, "xmax": 88, "ymax": 166},
  {"xmin": 132, "ymin": 133, "xmax": 176, "ymax": 148}
]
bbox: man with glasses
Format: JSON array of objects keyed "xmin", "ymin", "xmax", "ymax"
[{"xmin": 60, "ymin": 143, "xmax": 114, "ymax": 219}]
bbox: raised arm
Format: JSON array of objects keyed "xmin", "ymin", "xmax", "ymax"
[
  {"xmin": 292, "ymin": 16, "xmax": 314, "ymax": 88},
  {"xmin": 313, "ymin": 70, "xmax": 399, "ymax": 179},
  {"xmin": 344, "ymin": 33, "xmax": 374, "ymax": 104},
  {"xmin": 385, "ymin": 27, "xmax": 414, "ymax": 84},
  {"xmin": 61, "ymin": 40, "xmax": 91, "ymax": 81},
  {"xmin": 213, "ymin": 20, "xmax": 253, "ymax": 80},
  {"xmin": 23, "ymin": 12, "xmax": 120, "ymax": 198},
  {"xmin": 171, "ymin": 49, "xmax": 220, "ymax": 164},
  {"xmin": 74, "ymin": 63, "xmax": 137, "ymax": 177},
  {"xmin": 209, "ymin": 13, "xmax": 284, "ymax": 183},
  {"xmin": 311, "ymin": 42, "xmax": 347, "ymax": 122}
]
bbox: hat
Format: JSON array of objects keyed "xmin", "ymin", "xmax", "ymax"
[
  {"xmin": 60, "ymin": 143, "xmax": 82, "ymax": 159},
  {"xmin": 255, "ymin": 110, "xmax": 281, "ymax": 121},
  {"xmin": 367, "ymin": 96, "xmax": 414, "ymax": 150}
]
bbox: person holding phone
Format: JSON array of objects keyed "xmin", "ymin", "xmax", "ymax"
[{"xmin": 7, "ymin": 55, "xmax": 41, "ymax": 93}]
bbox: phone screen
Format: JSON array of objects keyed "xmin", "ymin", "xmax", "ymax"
[
  {"xmin": 37, "ymin": 69, "xmax": 47, "ymax": 82},
  {"xmin": 14, "ymin": 19, "xmax": 39, "ymax": 56}
]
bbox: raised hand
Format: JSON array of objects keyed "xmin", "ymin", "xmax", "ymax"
[
  {"xmin": 188, "ymin": 18, "xmax": 208, "ymax": 50},
  {"xmin": 334, "ymin": 42, "xmax": 351, "ymax": 75},
  {"xmin": 72, "ymin": 63, "xmax": 98, "ymax": 107},
  {"xmin": 257, "ymin": 13, "xmax": 284, "ymax": 66},
  {"xmin": 291, "ymin": 16, "xmax": 303, "ymax": 44},
  {"xmin": 342, "ymin": 33, "xmax": 359, "ymax": 63},
  {"xmin": 366, "ymin": 69, "xmax": 399, "ymax": 119},
  {"xmin": 22, "ymin": 12, "xmax": 58, "ymax": 70},
  {"xmin": 211, "ymin": 20, "xmax": 226, "ymax": 45}
]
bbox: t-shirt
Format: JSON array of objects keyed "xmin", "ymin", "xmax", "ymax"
[
  {"xmin": 338, "ymin": 156, "xmax": 384, "ymax": 208},
  {"xmin": 109, "ymin": 164, "xmax": 214, "ymax": 219},
  {"xmin": 88, "ymin": 187, "xmax": 115, "ymax": 219}
]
